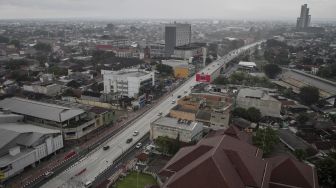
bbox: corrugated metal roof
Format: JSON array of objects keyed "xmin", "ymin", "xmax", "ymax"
[
  {"xmin": 0, "ymin": 97, "xmax": 85, "ymax": 122},
  {"xmin": 0, "ymin": 123, "xmax": 60, "ymax": 149}
]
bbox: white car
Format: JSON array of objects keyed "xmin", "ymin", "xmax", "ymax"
[
  {"xmin": 172, "ymin": 100, "xmax": 176, "ymax": 104},
  {"xmin": 44, "ymin": 171, "xmax": 54, "ymax": 177},
  {"xmin": 133, "ymin": 131, "xmax": 139, "ymax": 136},
  {"xmin": 84, "ymin": 181, "xmax": 92, "ymax": 188},
  {"xmin": 136, "ymin": 142, "xmax": 142, "ymax": 149}
]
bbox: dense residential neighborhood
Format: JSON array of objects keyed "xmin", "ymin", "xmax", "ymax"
[{"xmin": 0, "ymin": 2, "xmax": 335, "ymax": 188}]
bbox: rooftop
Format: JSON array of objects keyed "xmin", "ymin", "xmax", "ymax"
[
  {"xmin": 0, "ymin": 97, "xmax": 85, "ymax": 122},
  {"xmin": 160, "ymin": 127, "xmax": 319, "ymax": 188},
  {"xmin": 238, "ymin": 61, "xmax": 257, "ymax": 68},
  {"xmin": 153, "ymin": 117, "xmax": 202, "ymax": 131},
  {"xmin": 237, "ymin": 88, "xmax": 278, "ymax": 101}
]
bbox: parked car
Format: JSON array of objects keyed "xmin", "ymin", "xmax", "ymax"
[
  {"xmin": 158, "ymin": 112, "xmax": 163, "ymax": 116},
  {"xmin": 44, "ymin": 171, "xmax": 54, "ymax": 177},
  {"xmin": 172, "ymin": 100, "xmax": 176, "ymax": 104},
  {"xmin": 84, "ymin": 181, "xmax": 92, "ymax": 188},
  {"xmin": 177, "ymin": 95, "xmax": 181, "ymax": 98},
  {"xmin": 136, "ymin": 142, "xmax": 142, "ymax": 149},
  {"xmin": 133, "ymin": 131, "xmax": 139, "ymax": 136},
  {"xmin": 126, "ymin": 138, "xmax": 133, "ymax": 143},
  {"xmin": 103, "ymin": 145, "xmax": 110, "ymax": 150}
]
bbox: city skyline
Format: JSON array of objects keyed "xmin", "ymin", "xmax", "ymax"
[{"xmin": 0, "ymin": 0, "xmax": 335, "ymax": 20}]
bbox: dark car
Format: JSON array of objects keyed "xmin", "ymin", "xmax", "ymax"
[
  {"xmin": 126, "ymin": 138, "xmax": 133, "ymax": 143},
  {"xmin": 177, "ymin": 95, "xmax": 181, "ymax": 98},
  {"xmin": 103, "ymin": 146, "xmax": 110, "ymax": 150}
]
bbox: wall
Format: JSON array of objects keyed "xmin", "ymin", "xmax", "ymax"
[{"xmin": 169, "ymin": 110, "xmax": 195, "ymax": 121}]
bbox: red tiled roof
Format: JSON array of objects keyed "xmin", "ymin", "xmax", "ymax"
[
  {"xmin": 96, "ymin": 45, "xmax": 113, "ymax": 50},
  {"xmin": 267, "ymin": 155, "xmax": 319, "ymax": 188},
  {"xmin": 160, "ymin": 129, "xmax": 319, "ymax": 188},
  {"xmin": 160, "ymin": 134, "xmax": 266, "ymax": 188},
  {"xmin": 207, "ymin": 126, "xmax": 253, "ymax": 145}
]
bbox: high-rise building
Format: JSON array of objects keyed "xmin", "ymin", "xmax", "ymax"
[
  {"xmin": 165, "ymin": 22, "xmax": 191, "ymax": 56},
  {"xmin": 296, "ymin": 4, "xmax": 311, "ymax": 29}
]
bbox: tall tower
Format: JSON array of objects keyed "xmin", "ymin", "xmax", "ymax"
[
  {"xmin": 296, "ymin": 4, "xmax": 311, "ymax": 29},
  {"xmin": 165, "ymin": 22, "xmax": 191, "ymax": 57}
]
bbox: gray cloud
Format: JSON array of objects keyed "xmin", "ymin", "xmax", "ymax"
[{"xmin": 0, "ymin": 0, "xmax": 335, "ymax": 20}]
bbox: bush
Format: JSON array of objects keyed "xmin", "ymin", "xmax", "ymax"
[
  {"xmin": 263, "ymin": 64, "xmax": 282, "ymax": 79},
  {"xmin": 299, "ymin": 86, "xmax": 319, "ymax": 105}
]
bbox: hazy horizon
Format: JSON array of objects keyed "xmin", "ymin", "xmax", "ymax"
[{"xmin": 0, "ymin": 0, "xmax": 335, "ymax": 21}]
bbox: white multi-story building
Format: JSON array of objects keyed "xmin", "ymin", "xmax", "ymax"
[
  {"xmin": 0, "ymin": 112, "xmax": 63, "ymax": 181},
  {"xmin": 150, "ymin": 117, "xmax": 203, "ymax": 143},
  {"xmin": 102, "ymin": 69, "xmax": 155, "ymax": 98},
  {"xmin": 236, "ymin": 88, "xmax": 281, "ymax": 118}
]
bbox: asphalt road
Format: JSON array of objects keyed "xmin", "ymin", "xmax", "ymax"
[{"xmin": 41, "ymin": 41, "xmax": 263, "ymax": 188}]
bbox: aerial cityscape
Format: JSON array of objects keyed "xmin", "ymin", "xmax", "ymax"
[{"xmin": 0, "ymin": 0, "xmax": 335, "ymax": 188}]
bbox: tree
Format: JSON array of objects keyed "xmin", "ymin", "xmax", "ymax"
[
  {"xmin": 299, "ymin": 86, "xmax": 319, "ymax": 105},
  {"xmin": 253, "ymin": 127, "xmax": 279, "ymax": 156},
  {"xmin": 213, "ymin": 76, "xmax": 229, "ymax": 85},
  {"xmin": 293, "ymin": 149, "xmax": 307, "ymax": 161},
  {"xmin": 247, "ymin": 107, "xmax": 262, "ymax": 123},
  {"xmin": 315, "ymin": 152, "xmax": 336, "ymax": 187},
  {"xmin": 156, "ymin": 64, "xmax": 173, "ymax": 76},
  {"xmin": 263, "ymin": 64, "xmax": 282, "ymax": 79},
  {"xmin": 296, "ymin": 113, "xmax": 310, "ymax": 125},
  {"xmin": 0, "ymin": 35, "xmax": 9, "ymax": 43},
  {"xmin": 9, "ymin": 39, "xmax": 20, "ymax": 49},
  {"xmin": 155, "ymin": 136, "xmax": 181, "ymax": 155},
  {"xmin": 232, "ymin": 107, "xmax": 249, "ymax": 119},
  {"xmin": 34, "ymin": 42, "xmax": 52, "ymax": 52}
]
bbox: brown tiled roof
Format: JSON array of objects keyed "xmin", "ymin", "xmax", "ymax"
[
  {"xmin": 267, "ymin": 155, "xmax": 319, "ymax": 188},
  {"xmin": 160, "ymin": 134, "xmax": 266, "ymax": 188},
  {"xmin": 160, "ymin": 130, "xmax": 319, "ymax": 188},
  {"xmin": 206, "ymin": 126, "xmax": 253, "ymax": 145}
]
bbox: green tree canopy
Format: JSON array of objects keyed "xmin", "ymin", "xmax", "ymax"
[
  {"xmin": 299, "ymin": 86, "xmax": 319, "ymax": 105},
  {"xmin": 252, "ymin": 127, "xmax": 279, "ymax": 156},
  {"xmin": 247, "ymin": 107, "xmax": 262, "ymax": 123},
  {"xmin": 34, "ymin": 42, "xmax": 52, "ymax": 52},
  {"xmin": 315, "ymin": 152, "xmax": 336, "ymax": 187},
  {"xmin": 156, "ymin": 64, "xmax": 173, "ymax": 76},
  {"xmin": 263, "ymin": 64, "xmax": 282, "ymax": 79},
  {"xmin": 0, "ymin": 35, "xmax": 9, "ymax": 43}
]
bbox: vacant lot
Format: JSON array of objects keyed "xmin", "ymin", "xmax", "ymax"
[{"xmin": 115, "ymin": 171, "xmax": 157, "ymax": 188}]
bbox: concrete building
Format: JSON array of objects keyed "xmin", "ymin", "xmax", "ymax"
[
  {"xmin": 236, "ymin": 88, "xmax": 281, "ymax": 118},
  {"xmin": 170, "ymin": 93, "xmax": 232, "ymax": 129},
  {"xmin": 297, "ymin": 4, "xmax": 311, "ymax": 29},
  {"xmin": 238, "ymin": 61, "xmax": 257, "ymax": 72},
  {"xmin": 23, "ymin": 83, "xmax": 63, "ymax": 97},
  {"xmin": 162, "ymin": 60, "xmax": 195, "ymax": 79},
  {"xmin": 0, "ymin": 97, "xmax": 97, "ymax": 140},
  {"xmin": 102, "ymin": 69, "xmax": 155, "ymax": 98},
  {"xmin": 173, "ymin": 43, "xmax": 205, "ymax": 60},
  {"xmin": 0, "ymin": 112, "xmax": 63, "ymax": 181},
  {"xmin": 148, "ymin": 43, "xmax": 165, "ymax": 58},
  {"xmin": 150, "ymin": 117, "xmax": 203, "ymax": 143},
  {"xmin": 165, "ymin": 23, "xmax": 191, "ymax": 56}
]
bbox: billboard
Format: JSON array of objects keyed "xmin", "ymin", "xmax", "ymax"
[{"xmin": 196, "ymin": 73, "xmax": 211, "ymax": 83}]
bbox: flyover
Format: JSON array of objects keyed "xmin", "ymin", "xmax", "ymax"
[{"xmin": 41, "ymin": 41, "xmax": 263, "ymax": 188}]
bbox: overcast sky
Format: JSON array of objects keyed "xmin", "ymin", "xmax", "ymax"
[{"xmin": 0, "ymin": 0, "xmax": 335, "ymax": 20}]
